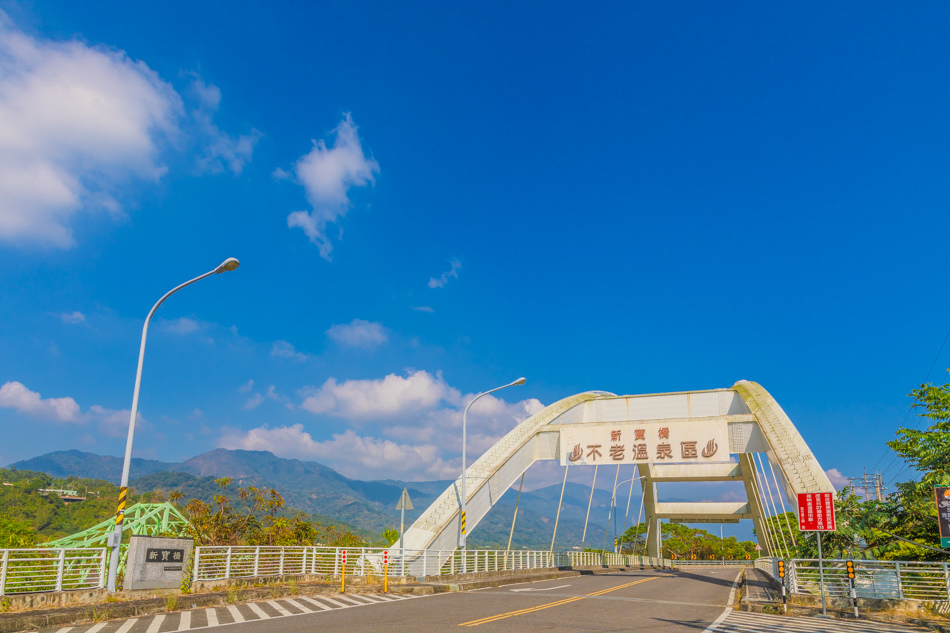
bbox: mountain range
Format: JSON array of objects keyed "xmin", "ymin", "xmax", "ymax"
[{"xmin": 11, "ymin": 449, "xmax": 630, "ymax": 549}]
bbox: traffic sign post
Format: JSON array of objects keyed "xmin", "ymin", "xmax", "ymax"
[
  {"xmin": 341, "ymin": 550, "xmax": 347, "ymax": 593},
  {"xmin": 846, "ymin": 560, "xmax": 858, "ymax": 618},
  {"xmin": 777, "ymin": 560, "xmax": 787, "ymax": 613},
  {"xmin": 396, "ymin": 488, "xmax": 414, "ymax": 577},
  {"xmin": 797, "ymin": 492, "xmax": 836, "ymax": 617}
]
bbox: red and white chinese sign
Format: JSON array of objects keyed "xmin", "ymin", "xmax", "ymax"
[
  {"xmin": 797, "ymin": 492, "xmax": 836, "ymax": 531},
  {"xmin": 559, "ymin": 420, "xmax": 729, "ymax": 465}
]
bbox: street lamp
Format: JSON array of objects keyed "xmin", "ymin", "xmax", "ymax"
[
  {"xmin": 106, "ymin": 257, "xmax": 240, "ymax": 592},
  {"xmin": 459, "ymin": 377, "xmax": 526, "ymax": 550},
  {"xmin": 606, "ymin": 475, "xmax": 640, "ymax": 553}
]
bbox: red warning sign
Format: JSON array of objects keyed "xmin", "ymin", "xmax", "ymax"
[{"xmin": 797, "ymin": 492, "xmax": 836, "ymax": 531}]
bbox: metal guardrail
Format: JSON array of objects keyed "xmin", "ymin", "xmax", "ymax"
[
  {"xmin": 671, "ymin": 559, "xmax": 750, "ymax": 567},
  {"xmin": 0, "ymin": 548, "xmax": 107, "ymax": 596},
  {"xmin": 192, "ymin": 546, "xmax": 671, "ymax": 582},
  {"xmin": 787, "ymin": 559, "xmax": 950, "ymax": 601}
]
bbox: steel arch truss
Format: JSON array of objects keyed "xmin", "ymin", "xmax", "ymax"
[{"xmin": 401, "ymin": 381, "xmax": 833, "ymax": 560}]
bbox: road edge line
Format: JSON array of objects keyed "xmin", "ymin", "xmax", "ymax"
[{"xmin": 700, "ymin": 568, "xmax": 742, "ymax": 633}]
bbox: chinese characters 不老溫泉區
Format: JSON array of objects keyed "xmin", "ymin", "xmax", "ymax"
[{"xmin": 560, "ymin": 420, "xmax": 729, "ymax": 466}]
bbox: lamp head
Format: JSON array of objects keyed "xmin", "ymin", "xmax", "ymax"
[
  {"xmin": 215, "ymin": 257, "xmax": 240, "ymax": 274},
  {"xmin": 511, "ymin": 377, "xmax": 526, "ymax": 386}
]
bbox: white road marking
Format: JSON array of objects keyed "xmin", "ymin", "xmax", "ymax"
[
  {"xmin": 177, "ymin": 611, "xmax": 191, "ymax": 631},
  {"xmin": 85, "ymin": 624, "xmax": 108, "ymax": 633},
  {"xmin": 205, "ymin": 608, "xmax": 218, "ymax": 628},
  {"xmin": 510, "ymin": 584, "xmax": 571, "ymax": 592},
  {"xmin": 315, "ymin": 596, "xmax": 352, "ymax": 608},
  {"xmin": 246, "ymin": 603, "xmax": 271, "ymax": 620},
  {"xmin": 266, "ymin": 600, "xmax": 293, "ymax": 616},
  {"xmin": 114, "ymin": 619, "xmax": 138, "ymax": 633},
  {"xmin": 226, "ymin": 605, "xmax": 244, "ymax": 623},
  {"xmin": 283, "ymin": 598, "xmax": 313, "ymax": 613},
  {"xmin": 146, "ymin": 615, "xmax": 165, "ymax": 633},
  {"xmin": 335, "ymin": 595, "xmax": 366, "ymax": 605},
  {"xmin": 298, "ymin": 596, "xmax": 332, "ymax": 611},
  {"xmin": 700, "ymin": 569, "xmax": 742, "ymax": 633},
  {"xmin": 53, "ymin": 628, "xmax": 72, "ymax": 633}
]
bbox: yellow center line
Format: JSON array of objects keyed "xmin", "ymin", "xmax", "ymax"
[{"xmin": 459, "ymin": 576, "xmax": 660, "ymax": 626}]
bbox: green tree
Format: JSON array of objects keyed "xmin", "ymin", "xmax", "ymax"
[
  {"xmin": 855, "ymin": 380, "xmax": 950, "ymax": 561},
  {"xmin": 382, "ymin": 528, "xmax": 400, "ymax": 546}
]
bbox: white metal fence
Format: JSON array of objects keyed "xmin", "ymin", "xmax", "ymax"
[
  {"xmin": 192, "ymin": 546, "xmax": 670, "ymax": 582},
  {"xmin": 671, "ymin": 558, "xmax": 749, "ymax": 567},
  {"xmin": 0, "ymin": 548, "xmax": 107, "ymax": 596},
  {"xmin": 787, "ymin": 558, "xmax": 950, "ymax": 601}
]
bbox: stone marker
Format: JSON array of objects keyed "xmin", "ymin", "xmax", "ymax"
[{"xmin": 124, "ymin": 535, "xmax": 194, "ymax": 590}]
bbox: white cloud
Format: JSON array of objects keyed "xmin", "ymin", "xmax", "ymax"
[
  {"xmin": 283, "ymin": 113, "xmax": 379, "ymax": 260},
  {"xmin": 0, "ymin": 380, "xmax": 148, "ymax": 438},
  {"xmin": 0, "ymin": 14, "xmax": 258, "ymax": 249},
  {"xmin": 0, "ymin": 12, "xmax": 182, "ymax": 248},
  {"xmin": 270, "ymin": 340, "xmax": 307, "ymax": 362},
  {"xmin": 242, "ymin": 383, "xmax": 288, "ymax": 411},
  {"xmin": 428, "ymin": 259, "xmax": 461, "ymax": 288},
  {"xmin": 219, "ymin": 425, "xmax": 457, "ymax": 480},
  {"xmin": 242, "ymin": 393, "xmax": 265, "ymax": 410},
  {"xmin": 825, "ymin": 468, "xmax": 850, "ymax": 491},
  {"xmin": 189, "ymin": 76, "xmax": 261, "ymax": 175},
  {"xmin": 161, "ymin": 317, "xmax": 200, "ymax": 334},
  {"xmin": 88, "ymin": 404, "xmax": 146, "ymax": 438},
  {"xmin": 58, "ymin": 311, "xmax": 86, "ymax": 324},
  {"xmin": 238, "ymin": 379, "xmax": 254, "ymax": 393},
  {"xmin": 0, "ymin": 381, "xmax": 80, "ymax": 422},
  {"xmin": 411, "ymin": 306, "xmax": 434, "ymax": 313},
  {"xmin": 281, "ymin": 369, "xmax": 543, "ymax": 479},
  {"xmin": 300, "ymin": 370, "xmax": 456, "ymax": 419},
  {"xmin": 326, "ymin": 319, "xmax": 388, "ymax": 349}
]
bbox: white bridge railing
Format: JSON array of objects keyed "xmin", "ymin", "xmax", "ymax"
[
  {"xmin": 0, "ymin": 548, "xmax": 107, "ymax": 596},
  {"xmin": 787, "ymin": 558, "xmax": 950, "ymax": 601},
  {"xmin": 670, "ymin": 558, "xmax": 749, "ymax": 567},
  {"xmin": 192, "ymin": 546, "xmax": 670, "ymax": 581}
]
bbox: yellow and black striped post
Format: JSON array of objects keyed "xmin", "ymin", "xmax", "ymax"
[
  {"xmin": 115, "ymin": 487, "xmax": 128, "ymax": 526},
  {"xmin": 460, "ymin": 510, "xmax": 466, "ymax": 534}
]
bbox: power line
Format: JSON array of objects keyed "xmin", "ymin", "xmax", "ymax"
[{"xmin": 869, "ymin": 325, "xmax": 950, "ymax": 476}]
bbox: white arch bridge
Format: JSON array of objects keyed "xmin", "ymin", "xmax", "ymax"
[{"xmin": 400, "ymin": 380, "xmax": 833, "ymax": 564}]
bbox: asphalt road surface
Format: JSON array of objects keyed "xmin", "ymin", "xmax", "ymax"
[
  {"xmin": 33, "ymin": 567, "xmax": 932, "ymax": 633},
  {"xmin": 37, "ymin": 568, "xmax": 746, "ymax": 633}
]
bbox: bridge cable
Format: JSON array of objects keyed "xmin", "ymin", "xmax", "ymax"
[
  {"xmin": 549, "ymin": 464, "xmax": 569, "ymax": 552},
  {"xmin": 634, "ymin": 480, "xmax": 646, "ymax": 555},
  {"xmin": 757, "ymin": 453, "xmax": 790, "ymax": 557},
  {"xmin": 506, "ymin": 472, "xmax": 525, "ymax": 562},
  {"xmin": 581, "ymin": 464, "xmax": 599, "ymax": 546},
  {"xmin": 603, "ymin": 465, "xmax": 621, "ymax": 552},
  {"xmin": 765, "ymin": 453, "xmax": 798, "ymax": 548},
  {"xmin": 619, "ymin": 466, "xmax": 638, "ymax": 546},
  {"xmin": 746, "ymin": 455, "xmax": 776, "ymax": 556},
  {"xmin": 752, "ymin": 454, "xmax": 782, "ymax": 554}
]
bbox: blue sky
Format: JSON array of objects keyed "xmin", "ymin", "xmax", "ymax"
[{"xmin": 1, "ymin": 1, "xmax": 949, "ymax": 517}]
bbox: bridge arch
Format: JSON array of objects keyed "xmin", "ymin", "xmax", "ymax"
[{"xmin": 401, "ymin": 380, "xmax": 834, "ymax": 559}]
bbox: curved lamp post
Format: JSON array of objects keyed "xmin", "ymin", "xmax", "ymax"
[
  {"xmin": 459, "ymin": 377, "xmax": 526, "ymax": 550},
  {"xmin": 106, "ymin": 257, "xmax": 240, "ymax": 591}
]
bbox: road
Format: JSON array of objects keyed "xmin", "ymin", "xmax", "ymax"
[{"xmin": 33, "ymin": 568, "xmax": 929, "ymax": 633}]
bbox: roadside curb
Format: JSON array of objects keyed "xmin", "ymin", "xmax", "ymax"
[{"xmin": 0, "ymin": 581, "xmax": 432, "ymax": 633}]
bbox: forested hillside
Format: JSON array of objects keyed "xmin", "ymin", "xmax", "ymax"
[{"xmin": 0, "ymin": 468, "xmax": 165, "ymax": 546}]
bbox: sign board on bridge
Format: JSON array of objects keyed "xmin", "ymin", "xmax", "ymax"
[
  {"xmin": 935, "ymin": 487, "xmax": 950, "ymax": 548},
  {"xmin": 559, "ymin": 420, "xmax": 729, "ymax": 466},
  {"xmin": 797, "ymin": 492, "xmax": 836, "ymax": 531}
]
